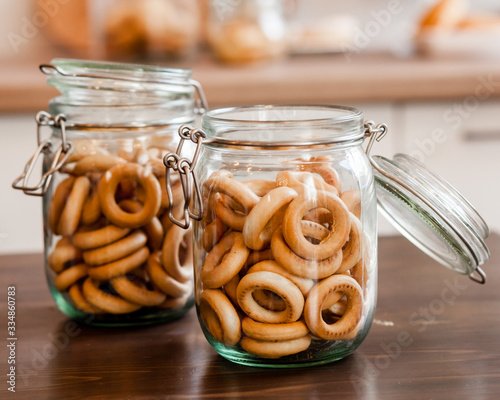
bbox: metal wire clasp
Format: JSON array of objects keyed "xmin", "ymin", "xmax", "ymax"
[
  {"xmin": 163, "ymin": 125, "xmax": 206, "ymax": 229},
  {"xmin": 12, "ymin": 111, "xmax": 73, "ymax": 196}
]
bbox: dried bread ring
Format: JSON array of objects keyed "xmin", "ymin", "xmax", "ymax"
[
  {"xmin": 304, "ymin": 275, "xmax": 363, "ymax": 340},
  {"xmin": 276, "ymin": 171, "xmax": 338, "ymax": 196},
  {"xmin": 158, "ymin": 284, "xmax": 193, "ymax": 309},
  {"xmin": 111, "ymin": 275, "xmax": 166, "ymax": 306},
  {"xmin": 252, "ymin": 289, "xmax": 286, "ymax": 311},
  {"xmin": 271, "ymin": 227, "xmax": 342, "ymax": 279},
  {"xmin": 243, "ymin": 180, "xmax": 278, "ymax": 197},
  {"xmin": 82, "ymin": 277, "xmax": 141, "ymax": 314},
  {"xmin": 242, "ymin": 317, "xmax": 309, "ymax": 341},
  {"xmin": 83, "ymin": 230, "xmax": 148, "ymax": 266},
  {"xmin": 73, "ymin": 225, "xmax": 131, "ymax": 250},
  {"xmin": 236, "ymin": 271, "xmax": 304, "ymax": 324},
  {"xmin": 214, "ymin": 193, "xmax": 246, "ymax": 231},
  {"xmin": 146, "ymin": 252, "xmax": 192, "ymax": 298},
  {"xmin": 204, "ymin": 176, "xmax": 260, "ymax": 213},
  {"xmin": 49, "ymin": 176, "xmax": 75, "ymax": 235},
  {"xmin": 68, "ymin": 283, "xmax": 103, "ymax": 314},
  {"xmin": 81, "ymin": 183, "xmax": 101, "ymax": 226},
  {"xmin": 247, "ymin": 260, "xmax": 314, "ymax": 297},
  {"xmin": 58, "ymin": 176, "xmax": 91, "ymax": 237},
  {"xmin": 283, "ymin": 191, "xmax": 350, "ymax": 261},
  {"xmin": 340, "ymin": 190, "xmax": 361, "ymax": 219},
  {"xmin": 240, "ymin": 335, "xmax": 311, "ymax": 359},
  {"xmin": 243, "ymin": 249, "xmax": 274, "ymax": 272},
  {"xmin": 202, "ymin": 218, "xmax": 228, "ymax": 252},
  {"xmin": 54, "ymin": 263, "xmax": 88, "ymax": 291},
  {"xmin": 243, "ymin": 187, "xmax": 297, "ymax": 250},
  {"xmin": 337, "ymin": 214, "xmax": 363, "ymax": 274},
  {"xmin": 99, "ymin": 163, "xmax": 161, "ymax": 228},
  {"xmin": 223, "ymin": 274, "xmax": 239, "ymax": 305},
  {"xmin": 48, "ymin": 239, "xmax": 82, "ymax": 273},
  {"xmin": 162, "ymin": 224, "xmax": 193, "ymax": 283},
  {"xmin": 301, "ymin": 156, "xmax": 342, "ymax": 192},
  {"xmin": 73, "ymin": 154, "xmax": 126, "ymax": 176},
  {"xmin": 201, "ymin": 232, "xmax": 250, "ymax": 289},
  {"xmin": 200, "ymin": 289, "xmax": 241, "ymax": 346},
  {"xmin": 87, "ymin": 247, "xmax": 150, "ymax": 281}
]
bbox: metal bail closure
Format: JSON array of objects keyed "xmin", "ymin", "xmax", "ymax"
[
  {"xmin": 364, "ymin": 121, "xmax": 490, "ymax": 284},
  {"xmin": 163, "ymin": 125, "xmax": 206, "ymax": 229},
  {"xmin": 12, "ymin": 111, "xmax": 73, "ymax": 197}
]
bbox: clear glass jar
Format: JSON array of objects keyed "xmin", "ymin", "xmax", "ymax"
[
  {"xmin": 13, "ymin": 59, "xmax": 207, "ymax": 326},
  {"xmin": 164, "ymin": 105, "xmax": 490, "ymax": 367},
  {"xmin": 207, "ymin": 0, "xmax": 288, "ymax": 63}
]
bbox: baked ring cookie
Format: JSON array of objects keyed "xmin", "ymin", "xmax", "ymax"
[
  {"xmin": 203, "ymin": 175, "xmax": 260, "ymax": 213},
  {"xmin": 82, "ymin": 277, "xmax": 141, "ymax": 314},
  {"xmin": 202, "ymin": 218, "xmax": 228, "ymax": 252},
  {"xmin": 72, "ymin": 154, "xmax": 126, "ymax": 176},
  {"xmin": 201, "ymin": 232, "xmax": 250, "ymax": 289},
  {"xmin": 68, "ymin": 283, "xmax": 103, "ymax": 314},
  {"xmin": 87, "ymin": 247, "xmax": 150, "ymax": 281},
  {"xmin": 243, "ymin": 187, "xmax": 297, "ymax": 250},
  {"xmin": 54, "ymin": 263, "xmax": 88, "ymax": 291},
  {"xmin": 48, "ymin": 239, "xmax": 82, "ymax": 273},
  {"xmin": 111, "ymin": 275, "xmax": 166, "ymax": 306},
  {"xmin": 282, "ymin": 191, "xmax": 350, "ymax": 261},
  {"xmin": 162, "ymin": 224, "xmax": 193, "ymax": 283},
  {"xmin": 240, "ymin": 335, "xmax": 311, "ymax": 359},
  {"xmin": 271, "ymin": 227, "xmax": 342, "ymax": 279},
  {"xmin": 300, "ymin": 156, "xmax": 342, "ymax": 193},
  {"xmin": 146, "ymin": 252, "xmax": 192, "ymax": 298},
  {"xmin": 276, "ymin": 171, "xmax": 338, "ymax": 196},
  {"xmin": 58, "ymin": 176, "xmax": 91, "ymax": 237},
  {"xmin": 340, "ymin": 190, "xmax": 361, "ymax": 219},
  {"xmin": 99, "ymin": 163, "xmax": 161, "ymax": 228},
  {"xmin": 81, "ymin": 183, "xmax": 101, "ymax": 226},
  {"xmin": 242, "ymin": 317, "xmax": 309, "ymax": 341},
  {"xmin": 49, "ymin": 176, "xmax": 75, "ymax": 235},
  {"xmin": 337, "ymin": 214, "xmax": 363, "ymax": 274},
  {"xmin": 304, "ymin": 275, "xmax": 363, "ymax": 340},
  {"xmin": 243, "ymin": 180, "xmax": 278, "ymax": 197},
  {"xmin": 73, "ymin": 225, "xmax": 131, "ymax": 250},
  {"xmin": 214, "ymin": 193, "xmax": 246, "ymax": 231},
  {"xmin": 236, "ymin": 271, "xmax": 304, "ymax": 323},
  {"xmin": 200, "ymin": 289, "xmax": 241, "ymax": 346}
]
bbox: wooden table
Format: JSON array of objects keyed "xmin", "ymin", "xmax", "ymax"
[{"xmin": 1, "ymin": 235, "xmax": 499, "ymax": 400}]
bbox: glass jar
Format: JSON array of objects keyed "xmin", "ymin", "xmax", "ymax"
[
  {"xmin": 207, "ymin": 0, "xmax": 288, "ymax": 63},
  {"xmin": 164, "ymin": 105, "xmax": 490, "ymax": 367},
  {"xmin": 13, "ymin": 59, "xmax": 208, "ymax": 326}
]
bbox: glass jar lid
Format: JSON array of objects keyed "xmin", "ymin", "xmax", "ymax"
[{"xmin": 365, "ymin": 123, "xmax": 490, "ymax": 283}]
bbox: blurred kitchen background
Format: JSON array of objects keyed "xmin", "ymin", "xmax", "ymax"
[{"xmin": 1, "ymin": 0, "xmax": 499, "ymax": 253}]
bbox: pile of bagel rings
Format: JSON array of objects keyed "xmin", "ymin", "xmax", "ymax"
[
  {"xmin": 199, "ymin": 158, "xmax": 368, "ymax": 359},
  {"xmin": 47, "ymin": 143, "xmax": 193, "ymax": 316}
]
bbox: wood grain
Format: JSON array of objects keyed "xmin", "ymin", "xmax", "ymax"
[{"xmin": 0, "ymin": 234, "xmax": 499, "ymax": 399}]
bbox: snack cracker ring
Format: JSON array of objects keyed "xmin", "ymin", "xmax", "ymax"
[
  {"xmin": 303, "ymin": 156, "xmax": 342, "ymax": 192},
  {"xmin": 276, "ymin": 171, "xmax": 338, "ymax": 196},
  {"xmin": 54, "ymin": 263, "xmax": 88, "ymax": 291},
  {"xmin": 236, "ymin": 271, "xmax": 304, "ymax": 323},
  {"xmin": 243, "ymin": 180, "xmax": 278, "ymax": 197},
  {"xmin": 48, "ymin": 240, "xmax": 82, "ymax": 273},
  {"xmin": 201, "ymin": 232, "xmax": 250, "ymax": 289},
  {"xmin": 83, "ymin": 230, "xmax": 148, "ymax": 266},
  {"xmin": 337, "ymin": 214, "xmax": 363, "ymax": 274},
  {"xmin": 248, "ymin": 261, "xmax": 314, "ymax": 297},
  {"xmin": 87, "ymin": 247, "xmax": 150, "ymax": 281},
  {"xmin": 81, "ymin": 184, "xmax": 101, "ymax": 226},
  {"xmin": 242, "ymin": 317, "xmax": 309, "ymax": 341},
  {"xmin": 304, "ymin": 275, "xmax": 363, "ymax": 340},
  {"xmin": 204, "ymin": 176, "xmax": 259, "ymax": 213},
  {"xmin": 223, "ymin": 274, "xmax": 239, "ymax": 305},
  {"xmin": 283, "ymin": 191, "xmax": 350, "ymax": 261},
  {"xmin": 73, "ymin": 225, "xmax": 131, "ymax": 250},
  {"xmin": 162, "ymin": 224, "xmax": 193, "ymax": 283},
  {"xmin": 240, "ymin": 335, "xmax": 311, "ymax": 359},
  {"xmin": 68, "ymin": 283, "xmax": 103, "ymax": 314},
  {"xmin": 340, "ymin": 190, "xmax": 361, "ymax": 219},
  {"xmin": 111, "ymin": 275, "xmax": 166, "ymax": 306},
  {"xmin": 99, "ymin": 163, "xmax": 161, "ymax": 228},
  {"xmin": 58, "ymin": 176, "xmax": 91, "ymax": 237},
  {"xmin": 200, "ymin": 289, "xmax": 241, "ymax": 346},
  {"xmin": 159, "ymin": 285, "xmax": 193, "ymax": 309},
  {"xmin": 214, "ymin": 193, "xmax": 246, "ymax": 231},
  {"xmin": 72, "ymin": 154, "xmax": 126, "ymax": 176},
  {"xmin": 82, "ymin": 277, "xmax": 141, "ymax": 314},
  {"xmin": 243, "ymin": 187, "xmax": 297, "ymax": 250},
  {"xmin": 271, "ymin": 227, "xmax": 342, "ymax": 279},
  {"xmin": 243, "ymin": 248, "xmax": 274, "ymax": 272},
  {"xmin": 49, "ymin": 176, "xmax": 75, "ymax": 235},
  {"xmin": 146, "ymin": 252, "xmax": 192, "ymax": 298},
  {"xmin": 119, "ymin": 200, "xmax": 164, "ymax": 251},
  {"xmin": 202, "ymin": 218, "xmax": 228, "ymax": 252}
]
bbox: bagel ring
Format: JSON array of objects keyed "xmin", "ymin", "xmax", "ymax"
[
  {"xmin": 83, "ymin": 230, "xmax": 148, "ymax": 266},
  {"xmin": 271, "ymin": 227, "xmax": 342, "ymax": 279},
  {"xmin": 111, "ymin": 275, "xmax": 166, "ymax": 306},
  {"xmin": 49, "ymin": 176, "xmax": 75, "ymax": 235},
  {"xmin": 240, "ymin": 335, "xmax": 311, "ymax": 359},
  {"xmin": 58, "ymin": 176, "xmax": 91, "ymax": 237},
  {"xmin": 99, "ymin": 163, "xmax": 161, "ymax": 228},
  {"xmin": 214, "ymin": 193, "xmax": 246, "ymax": 231},
  {"xmin": 48, "ymin": 239, "xmax": 82, "ymax": 273},
  {"xmin": 73, "ymin": 225, "xmax": 131, "ymax": 250},
  {"xmin": 162, "ymin": 224, "xmax": 193, "ymax": 283},
  {"xmin": 200, "ymin": 232, "xmax": 250, "ymax": 289},
  {"xmin": 276, "ymin": 171, "xmax": 338, "ymax": 196},
  {"xmin": 243, "ymin": 187, "xmax": 297, "ymax": 250},
  {"xmin": 243, "ymin": 179, "xmax": 278, "ymax": 197},
  {"xmin": 202, "ymin": 218, "xmax": 228, "ymax": 252},
  {"xmin": 236, "ymin": 271, "xmax": 304, "ymax": 324},
  {"xmin": 301, "ymin": 156, "xmax": 342, "ymax": 192},
  {"xmin": 283, "ymin": 191, "xmax": 350, "ymax": 261},
  {"xmin": 242, "ymin": 317, "xmax": 309, "ymax": 341},
  {"xmin": 200, "ymin": 289, "xmax": 241, "ymax": 346},
  {"xmin": 146, "ymin": 252, "xmax": 192, "ymax": 298},
  {"xmin": 203, "ymin": 176, "xmax": 259, "ymax": 213},
  {"xmin": 54, "ymin": 263, "xmax": 88, "ymax": 291},
  {"xmin": 82, "ymin": 277, "xmax": 141, "ymax": 314},
  {"xmin": 87, "ymin": 247, "xmax": 150, "ymax": 281},
  {"xmin": 81, "ymin": 183, "xmax": 101, "ymax": 226},
  {"xmin": 243, "ymin": 249, "xmax": 274, "ymax": 272},
  {"xmin": 158, "ymin": 284, "xmax": 193, "ymax": 309},
  {"xmin": 304, "ymin": 274, "xmax": 363, "ymax": 340},
  {"xmin": 340, "ymin": 190, "xmax": 361, "ymax": 219},
  {"xmin": 68, "ymin": 283, "xmax": 103, "ymax": 314},
  {"xmin": 72, "ymin": 154, "xmax": 126, "ymax": 176},
  {"xmin": 337, "ymin": 214, "xmax": 363, "ymax": 274}
]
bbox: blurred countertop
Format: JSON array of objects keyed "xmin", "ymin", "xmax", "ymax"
[{"xmin": 2, "ymin": 52, "xmax": 500, "ymax": 112}]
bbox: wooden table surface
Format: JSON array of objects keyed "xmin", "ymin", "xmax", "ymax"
[
  {"xmin": 2, "ymin": 52, "xmax": 500, "ymax": 112},
  {"xmin": 1, "ymin": 234, "xmax": 499, "ymax": 400}
]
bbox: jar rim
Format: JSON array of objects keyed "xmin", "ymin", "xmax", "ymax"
[{"xmin": 202, "ymin": 105, "xmax": 364, "ymax": 147}]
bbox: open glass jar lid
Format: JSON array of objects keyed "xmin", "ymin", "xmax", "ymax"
[{"xmin": 364, "ymin": 122, "xmax": 490, "ymax": 283}]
